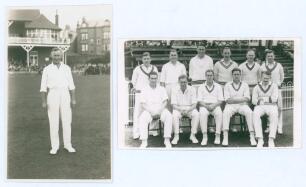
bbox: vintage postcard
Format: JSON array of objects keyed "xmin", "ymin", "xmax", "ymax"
[
  {"xmin": 118, "ymin": 38, "xmax": 301, "ymax": 150},
  {"xmin": 6, "ymin": 4, "xmax": 112, "ymax": 180}
]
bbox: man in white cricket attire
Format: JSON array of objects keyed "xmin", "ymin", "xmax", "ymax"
[
  {"xmin": 171, "ymin": 74, "xmax": 200, "ymax": 145},
  {"xmin": 40, "ymin": 48, "xmax": 76, "ymax": 155},
  {"xmin": 131, "ymin": 52, "xmax": 158, "ymax": 139},
  {"xmin": 198, "ymin": 70, "xmax": 224, "ymax": 145},
  {"xmin": 160, "ymin": 49, "xmax": 187, "ymax": 99},
  {"xmin": 138, "ymin": 72, "xmax": 172, "ymax": 148},
  {"xmin": 214, "ymin": 47, "xmax": 238, "ymax": 86},
  {"xmin": 239, "ymin": 49, "xmax": 261, "ymax": 94},
  {"xmin": 259, "ymin": 50, "xmax": 284, "ymax": 134},
  {"xmin": 222, "ymin": 68, "xmax": 257, "ymax": 146},
  {"xmin": 189, "ymin": 45, "xmax": 214, "ymax": 91},
  {"xmin": 252, "ymin": 71, "xmax": 279, "ymax": 147}
]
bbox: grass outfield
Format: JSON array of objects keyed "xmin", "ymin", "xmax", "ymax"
[
  {"xmin": 7, "ymin": 73, "xmax": 110, "ymax": 179},
  {"xmin": 125, "ymin": 110, "xmax": 293, "ymax": 148}
]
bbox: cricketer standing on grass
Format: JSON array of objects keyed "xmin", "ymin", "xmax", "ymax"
[
  {"xmin": 40, "ymin": 48, "xmax": 76, "ymax": 155},
  {"xmin": 131, "ymin": 52, "xmax": 158, "ymax": 139},
  {"xmin": 198, "ymin": 70, "xmax": 224, "ymax": 146},
  {"xmin": 222, "ymin": 68, "xmax": 256, "ymax": 146},
  {"xmin": 252, "ymin": 71, "xmax": 279, "ymax": 147},
  {"xmin": 171, "ymin": 74, "xmax": 199, "ymax": 145},
  {"xmin": 189, "ymin": 45, "xmax": 213, "ymax": 91},
  {"xmin": 213, "ymin": 47, "xmax": 238, "ymax": 86},
  {"xmin": 239, "ymin": 49, "xmax": 261, "ymax": 94},
  {"xmin": 160, "ymin": 49, "xmax": 186, "ymax": 100},
  {"xmin": 259, "ymin": 50, "xmax": 284, "ymax": 134},
  {"xmin": 138, "ymin": 72, "xmax": 172, "ymax": 148}
]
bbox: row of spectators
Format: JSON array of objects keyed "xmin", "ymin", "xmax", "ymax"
[{"xmin": 8, "ymin": 61, "xmax": 110, "ymax": 75}]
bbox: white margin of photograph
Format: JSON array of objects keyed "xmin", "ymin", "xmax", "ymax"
[
  {"xmin": 117, "ymin": 37, "xmax": 302, "ymax": 150},
  {"xmin": 4, "ymin": 4, "xmax": 113, "ymax": 183}
]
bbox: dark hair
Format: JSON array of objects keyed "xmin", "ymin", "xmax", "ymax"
[
  {"xmin": 148, "ymin": 71, "xmax": 158, "ymax": 78},
  {"xmin": 262, "ymin": 70, "xmax": 272, "ymax": 76},
  {"xmin": 265, "ymin": 49, "xmax": 275, "ymax": 57},
  {"xmin": 205, "ymin": 69, "xmax": 214, "ymax": 76},
  {"xmin": 246, "ymin": 48, "xmax": 256, "ymax": 54},
  {"xmin": 142, "ymin": 52, "xmax": 150, "ymax": 57},
  {"xmin": 222, "ymin": 47, "xmax": 231, "ymax": 52},
  {"xmin": 178, "ymin": 74, "xmax": 188, "ymax": 81},
  {"xmin": 169, "ymin": 49, "xmax": 178, "ymax": 54},
  {"xmin": 232, "ymin": 68, "xmax": 241, "ymax": 74}
]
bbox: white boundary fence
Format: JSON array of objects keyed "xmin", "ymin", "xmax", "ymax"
[{"xmin": 126, "ymin": 81, "xmax": 294, "ymax": 125}]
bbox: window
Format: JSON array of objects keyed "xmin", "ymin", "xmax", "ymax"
[
  {"xmin": 103, "ymin": 32, "xmax": 110, "ymax": 39},
  {"xmin": 97, "ymin": 39, "xmax": 101, "ymax": 45},
  {"xmin": 81, "ymin": 44, "xmax": 88, "ymax": 52},
  {"xmin": 81, "ymin": 33, "xmax": 88, "ymax": 40}
]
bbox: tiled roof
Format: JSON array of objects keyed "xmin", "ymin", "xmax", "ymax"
[
  {"xmin": 25, "ymin": 14, "xmax": 61, "ymax": 30},
  {"xmin": 8, "ymin": 9, "xmax": 40, "ymax": 21}
]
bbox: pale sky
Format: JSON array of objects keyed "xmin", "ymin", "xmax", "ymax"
[{"xmin": 14, "ymin": 5, "xmax": 112, "ymax": 30}]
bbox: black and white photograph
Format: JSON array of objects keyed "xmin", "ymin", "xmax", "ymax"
[
  {"xmin": 118, "ymin": 39, "xmax": 300, "ymax": 149},
  {"xmin": 6, "ymin": 5, "xmax": 112, "ymax": 180}
]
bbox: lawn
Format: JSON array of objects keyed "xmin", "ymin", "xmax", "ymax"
[
  {"xmin": 125, "ymin": 110, "xmax": 293, "ymax": 148},
  {"xmin": 7, "ymin": 73, "xmax": 111, "ymax": 179}
]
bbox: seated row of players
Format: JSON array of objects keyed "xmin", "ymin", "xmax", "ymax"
[
  {"xmin": 131, "ymin": 47, "xmax": 284, "ymax": 148},
  {"xmin": 138, "ymin": 70, "xmax": 278, "ymax": 148}
]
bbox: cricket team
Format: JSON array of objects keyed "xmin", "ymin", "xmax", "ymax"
[{"xmin": 131, "ymin": 46, "xmax": 284, "ymax": 148}]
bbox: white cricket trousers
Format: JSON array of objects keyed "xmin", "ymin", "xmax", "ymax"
[
  {"xmin": 199, "ymin": 106, "xmax": 222, "ymax": 134},
  {"xmin": 222, "ymin": 104, "xmax": 254, "ymax": 132},
  {"xmin": 172, "ymin": 109, "xmax": 199, "ymax": 134},
  {"xmin": 139, "ymin": 109, "xmax": 172, "ymax": 140},
  {"xmin": 253, "ymin": 105, "xmax": 278, "ymax": 139},
  {"xmin": 47, "ymin": 88, "xmax": 72, "ymax": 150}
]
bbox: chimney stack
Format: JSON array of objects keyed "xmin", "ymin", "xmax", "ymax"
[{"xmin": 55, "ymin": 10, "xmax": 59, "ymax": 26}]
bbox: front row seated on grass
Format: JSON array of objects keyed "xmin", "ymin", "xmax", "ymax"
[{"xmin": 137, "ymin": 70, "xmax": 278, "ymax": 148}]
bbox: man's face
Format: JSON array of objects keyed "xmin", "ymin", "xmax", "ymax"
[
  {"xmin": 142, "ymin": 55, "xmax": 151, "ymax": 66},
  {"xmin": 206, "ymin": 71, "xmax": 214, "ymax": 83},
  {"xmin": 179, "ymin": 77, "xmax": 188, "ymax": 91},
  {"xmin": 197, "ymin": 46, "xmax": 205, "ymax": 57},
  {"xmin": 232, "ymin": 71, "xmax": 241, "ymax": 82},
  {"xmin": 262, "ymin": 74, "xmax": 271, "ymax": 84},
  {"xmin": 266, "ymin": 53, "xmax": 275, "ymax": 63},
  {"xmin": 51, "ymin": 50, "xmax": 62, "ymax": 64},
  {"xmin": 169, "ymin": 51, "xmax": 178, "ymax": 62},
  {"xmin": 149, "ymin": 74, "xmax": 158, "ymax": 87},
  {"xmin": 222, "ymin": 49, "xmax": 231, "ymax": 58},
  {"xmin": 246, "ymin": 51, "xmax": 255, "ymax": 62}
]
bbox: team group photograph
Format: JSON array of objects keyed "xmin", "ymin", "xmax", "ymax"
[{"xmin": 122, "ymin": 40, "xmax": 295, "ymax": 149}]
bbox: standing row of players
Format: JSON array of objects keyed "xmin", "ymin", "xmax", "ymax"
[{"xmin": 131, "ymin": 47, "xmax": 284, "ymax": 148}]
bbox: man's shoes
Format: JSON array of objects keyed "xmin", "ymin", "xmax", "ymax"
[
  {"xmin": 49, "ymin": 149, "xmax": 58, "ymax": 155},
  {"xmin": 64, "ymin": 146, "xmax": 76, "ymax": 153},
  {"xmin": 201, "ymin": 137, "xmax": 207, "ymax": 146},
  {"xmin": 149, "ymin": 131, "xmax": 159, "ymax": 136},
  {"xmin": 268, "ymin": 139, "xmax": 275, "ymax": 148},
  {"xmin": 250, "ymin": 137, "xmax": 257, "ymax": 146},
  {"xmin": 164, "ymin": 139, "xmax": 172, "ymax": 148},
  {"xmin": 214, "ymin": 135, "xmax": 221, "ymax": 145},
  {"xmin": 264, "ymin": 127, "xmax": 270, "ymax": 133},
  {"xmin": 257, "ymin": 139, "xmax": 264, "ymax": 148},
  {"xmin": 140, "ymin": 140, "xmax": 148, "ymax": 148},
  {"xmin": 189, "ymin": 134, "xmax": 199, "ymax": 144},
  {"xmin": 222, "ymin": 138, "xmax": 228, "ymax": 146},
  {"xmin": 171, "ymin": 135, "xmax": 179, "ymax": 145},
  {"xmin": 133, "ymin": 133, "xmax": 140, "ymax": 139},
  {"xmin": 208, "ymin": 127, "xmax": 215, "ymax": 133},
  {"xmin": 277, "ymin": 128, "xmax": 283, "ymax": 135}
]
